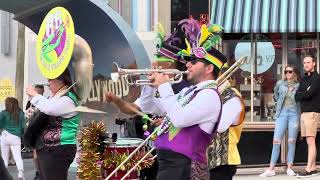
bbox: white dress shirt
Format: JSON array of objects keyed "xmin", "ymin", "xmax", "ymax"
[
  {"xmin": 217, "ymin": 96, "xmax": 242, "ymax": 133},
  {"xmin": 134, "ymin": 85, "xmax": 166, "ymax": 116},
  {"xmin": 30, "ymin": 94, "xmax": 78, "ymax": 119},
  {"xmin": 157, "ymin": 80, "xmax": 221, "ymax": 134}
]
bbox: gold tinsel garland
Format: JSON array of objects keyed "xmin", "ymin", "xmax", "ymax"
[
  {"xmin": 102, "ymin": 149, "xmax": 155, "ymax": 172},
  {"xmin": 77, "ymin": 121, "xmax": 105, "ymax": 180},
  {"xmin": 77, "ymin": 121, "xmax": 155, "ymax": 180}
]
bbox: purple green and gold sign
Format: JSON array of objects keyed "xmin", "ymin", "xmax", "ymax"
[{"xmin": 36, "ymin": 7, "xmax": 75, "ymax": 79}]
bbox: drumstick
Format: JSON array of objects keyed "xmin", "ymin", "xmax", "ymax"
[
  {"xmin": 125, "ymin": 103, "xmax": 153, "ymax": 123},
  {"xmin": 109, "ymin": 100, "xmax": 153, "ymax": 123}
]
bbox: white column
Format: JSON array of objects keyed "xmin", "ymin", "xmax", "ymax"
[
  {"xmin": 153, "ymin": 0, "xmax": 158, "ymax": 30},
  {"xmin": 136, "ymin": 0, "xmax": 149, "ymax": 32}
]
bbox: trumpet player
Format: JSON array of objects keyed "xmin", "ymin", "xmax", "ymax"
[
  {"xmin": 106, "ymin": 19, "xmax": 200, "ymax": 179},
  {"xmin": 151, "ymin": 46, "xmax": 227, "ymax": 179}
]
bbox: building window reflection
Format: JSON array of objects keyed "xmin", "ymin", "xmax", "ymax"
[
  {"xmin": 223, "ymin": 34, "xmax": 282, "ymax": 122},
  {"xmin": 287, "ymin": 33, "xmax": 318, "ymax": 76}
]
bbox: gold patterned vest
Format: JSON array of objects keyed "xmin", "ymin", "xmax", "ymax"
[{"xmin": 207, "ymin": 87, "xmax": 245, "ymax": 169}]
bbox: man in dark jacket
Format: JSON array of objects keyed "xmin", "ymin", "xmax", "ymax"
[{"xmin": 295, "ymin": 55, "xmax": 320, "ymax": 178}]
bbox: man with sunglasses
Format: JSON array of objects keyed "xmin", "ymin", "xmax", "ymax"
[
  {"xmin": 105, "ymin": 20, "xmax": 195, "ymax": 179},
  {"xmin": 295, "ymin": 55, "xmax": 320, "ymax": 178},
  {"xmin": 150, "ymin": 42, "xmax": 227, "ymax": 179}
]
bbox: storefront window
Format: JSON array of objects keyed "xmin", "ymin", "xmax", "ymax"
[
  {"xmin": 256, "ymin": 34, "xmax": 281, "ymax": 122},
  {"xmin": 223, "ymin": 34, "xmax": 281, "ymax": 122},
  {"xmin": 222, "ymin": 33, "xmax": 252, "ymax": 122}
]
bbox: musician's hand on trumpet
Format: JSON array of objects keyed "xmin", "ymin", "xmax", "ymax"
[{"xmin": 151, "ymin": 72, "xmax": 170, "ymax": 88}]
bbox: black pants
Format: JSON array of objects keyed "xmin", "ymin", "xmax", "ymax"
[
  {"xmin": 156, "ymin": 149, "xmax": 191, "ymax": 180},
  {"xmin": 0, "ymin": 156, "xmax": 12, "ymax": 180},
  {"xmin": 209, "ymin": 165, "xmax": 237, "ymax": 180},
  {"xmin": 37, "ymin": 144, "xmax": 76, "ymax": 180},
  {"xmin": 140, "ymin": 158, "xmax": 158, "ymax": 180}
]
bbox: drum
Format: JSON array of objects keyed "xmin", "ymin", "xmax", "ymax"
[{"xmin": 103, "ymin": 138, "xmax": 144, "ymax": 180}]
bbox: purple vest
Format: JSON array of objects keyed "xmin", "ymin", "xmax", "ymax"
[
  {"xmin": 155, "ymin": 88, "xmax": 221, "ymax": 164},
  {"xmin": 155, "ymin": 125, "xmax": 212, "ymax": 164}
]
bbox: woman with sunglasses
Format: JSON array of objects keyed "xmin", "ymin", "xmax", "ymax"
[{"xmin": 260, "ymin": 65, "xmax": 300, "ymax": 177}]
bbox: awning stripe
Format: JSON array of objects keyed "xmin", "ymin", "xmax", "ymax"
[
  {"xmin": 211, "ymin": 0, "xmax": 320, "ymax": 33},
  {"xmin": 242, "ymin": 0, "xmax": 252, "ymax": 32},
  {"xmin": 233, "ymin": 0, "xmax": 243, "ymax": 33},
  {"xmin": 279, "ymin": 0, "xmax": 288, "ymax": 32},
  {"xmin": 271, "ymin": 0, "xmax": 280, "ymax": 32},
  {"xmin": 224, "ymin": 0, "xmax": 234, "ymax": 32},
  {"xmin": 317, "ymin": 0, "xmax": 320, "ymax": 31},
  {"xmin": 251, "ymin": 0, "xmax": 261, "ymax": 32},
  {"xmin": 261, "ymin": 0, "xmax": 270, "ymax": 33},
  {"xmin": 298, "ymin": 0, "xmax": 306, "ymax": 32},
  {"xmin": 217, "ymin": 0, "xmax": 225, "ymax": 26},
  {"xmin": 308, "ymin": 0, "xmax": 316, "ymax": 32},
  {"xmin": 210, "ymin": 0, "xmax": 218, "ymax": 22}
]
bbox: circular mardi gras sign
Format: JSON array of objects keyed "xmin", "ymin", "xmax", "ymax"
[
  {"xmin": 0, "ymin": 79, "xmax": 15, "ymax": 102},
  {"xmin": 36, "ymin": 7, "xmax": 75, "ymax": 79}
]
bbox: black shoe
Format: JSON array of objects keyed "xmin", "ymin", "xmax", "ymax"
[
  {"xmin": 34, "ymin": 171, "xmax": 40, "ymax": 180},
  {"xmin": 296, "ymin": 170, "xmax": 318, "ymax": 178}
]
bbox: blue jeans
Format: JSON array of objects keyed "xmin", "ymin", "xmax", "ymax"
[{"xmin": 270, "ymin": 106, "xmax": 299, "ymax": 165}]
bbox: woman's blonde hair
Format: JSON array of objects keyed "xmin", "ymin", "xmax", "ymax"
[{"xmin": 283, "ymin": 64, "xmax": 300, "ymax": 82}]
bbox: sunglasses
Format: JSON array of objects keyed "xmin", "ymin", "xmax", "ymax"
[
  {"xmin": 284, "ymin": 70, "xmax": 293, "ymax": 74},
  {"xmin": 189, "ymin": 59, "xmax": 207, "ymax": 65}
]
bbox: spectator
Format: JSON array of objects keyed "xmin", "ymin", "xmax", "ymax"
[
  {"xmin": 295, "ymin": 56, "xmax": 320, "ymax": 178},
  {"xmin": 0, "ymin": 97, "xmax": 26, "ymax": 180}
]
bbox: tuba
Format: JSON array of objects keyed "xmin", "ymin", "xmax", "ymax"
[{"xmin": 71, "ymin": 34, "xmax": 94, "ymax": 103}]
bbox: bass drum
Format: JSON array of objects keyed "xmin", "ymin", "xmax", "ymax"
[{"xmin": 102, "ymin": 138, "xmax": 144, "ymax": 180}]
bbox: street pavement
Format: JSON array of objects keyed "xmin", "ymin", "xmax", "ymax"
[
  {"xmin": 7, "ymin": 159, "xmax": 320, "ymax": 180},
  {"xmin": 235, "ymin": 175, "xmax": 320, "ymax": 180},
  {"xmin": 8, "ymin": 159, "xmax": 76, "ymax": 180}
]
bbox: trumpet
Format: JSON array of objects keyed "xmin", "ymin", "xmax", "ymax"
[{"xmin": 111, "ymin": 62, "xmax": 188, "ymax": 85}]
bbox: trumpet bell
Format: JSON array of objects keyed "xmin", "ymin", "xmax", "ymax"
[
  {"xmin": 111, "ymin": 62, "xmax": 121, "ymax": 82},
  {"xmin": 111, "ymin": 72, "xmax": 120, "ymax": 82}
]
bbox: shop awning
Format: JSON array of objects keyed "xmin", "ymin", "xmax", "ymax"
[{"xmin": 210, "ymin": 0, "xmax": 320, "ymax": 33}]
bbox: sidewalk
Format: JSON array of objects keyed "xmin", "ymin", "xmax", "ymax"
[
  {"xmin": 235, "ymin": 167, "xmax": 320, "ymax": 180},
  {"xmin": 8, "ymin": 159, "xmax": 76, "ymax": 180},
  {"xmin": 235, "ymin": 175, "xmax": 320, "ymax": 180},
  {"xmin": 7, "ymin": 159, "xmax": 320, "ymax": 180}
]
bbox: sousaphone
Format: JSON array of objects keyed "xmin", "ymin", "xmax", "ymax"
[{"xmin": 24, "ymin": 7, "xmax": 94, "ymax": 148}]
